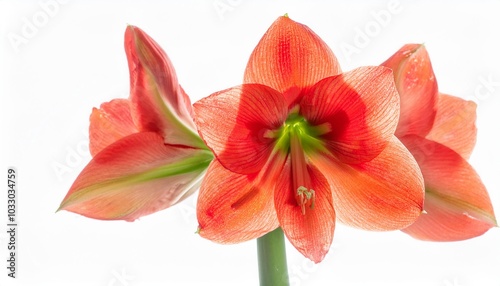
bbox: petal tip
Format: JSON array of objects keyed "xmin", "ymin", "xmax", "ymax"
[{"xmin": 382, "ymin": 43, "xmax": 438, "ymax": 137}]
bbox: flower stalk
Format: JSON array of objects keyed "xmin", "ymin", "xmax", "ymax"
[{"xmin": 257, "ymin": 227, "xmax": 289, "ymax": 286}]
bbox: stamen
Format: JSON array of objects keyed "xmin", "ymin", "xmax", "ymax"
[
  {"xmin": 263, "ymin": 129, "xmax": 279, "ymax": 139},
  {"xmin": 296, "ymin": 186, "xmax": 316, "ymax": 215},
  {"xmin": 309, "ymin": 122, "xmax": 332, "ymax": 136}
]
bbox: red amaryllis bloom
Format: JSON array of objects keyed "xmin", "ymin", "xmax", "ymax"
[
  {"xmin": 58, "ymin": 26, "xmax": 212, "ymax": 221},
  {"xmin": 194, "ymin": 16, "xmax": 425, "ymax": 262},
  {"xmin": 382, "ymin": 44, "xmax": 497, "ymax": 241}
]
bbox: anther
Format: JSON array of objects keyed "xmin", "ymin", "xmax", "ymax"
[{"xmin": 296, "ymin": 186, "xmax": 316, "ymax": 215}]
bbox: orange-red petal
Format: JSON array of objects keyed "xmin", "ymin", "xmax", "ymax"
[
  {"xmin": 58, "ymin": 132, "xmax": 212, "ymax": 221},
  {"xmin": 381, "ymin": 44, "xmax": 438, "ymax": 137},
  {"xmin": 311, "ymin": 136, "xmax": 424, "ymax": 230},
  {"xmin": 193, "ymin": 84, "xmax": 287, "ymax": 174},
  {"xmin": 197, "ymin": 159, "xmax": 280, "ymax": 243},
  {"xmin": 301, "ymin": 66, "xmax": 399, "ymax": 164},
  {"xmin": 125, "ymin": 26, "xmax": 204, "ymax": 148},
  {"xmin": 244, "ymin": 16, "xmax": 341, "ymax": 104},
  {"xmin": 401, "ymin": 135, "xmax": 496, "ymax": 241},
  {"xmin": 89, "ymin": 99, "xmax": 138, "ymax": 156},
  {"xmin": 425, "ymin": 93, "xmax": 477, "ymax": 159},
  {"xmin": 274, "ymin": 157, "xmax": 335, "ymax": 263}
]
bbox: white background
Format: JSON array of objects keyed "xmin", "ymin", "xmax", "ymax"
[{"xmin": 1, "ymin": 1, "xmax": 500, "ymax": 285}]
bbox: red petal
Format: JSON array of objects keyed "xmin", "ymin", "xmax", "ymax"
[
  {"xmin": 125, "ymin": 26, "xmax": 203, "ymax": 148},
  {"xmin": 193, "ymin": 84, "xmax": 288, "ymax": 174},
  {"xmin": 301, "ymin": 66, "xmax": 399, "ymax": 164},
  {"xmin": 197, "ymin": 160, "xmax": 280, "ymax": 243},
  {"xmin": 311, "ymin": 137, "xmax": 424, "ymax": 230},
  {"xmin": 244, "ymin": 16, "xmax": 341, "ymax": 104},
  {"xmin": 274, "ymin": 157, "xmax": 335, "ymax": 263},
  {"xmin": 425, "ymin": 93, "xmax": 477, "ymax": 159},
  {"xmin": 58, "ymin": 132, "xmax": 212, "ymax": 221},
  {"xmin": 89, "ymin": 99, "xmax": 138, "ymax": 156},
  {"xmin": 381, "ymin": 44, "xmax": 438, "ymax": 137},
  {"xmin": 401, "ymin": 135, "xmax": 496, "ymax": 241}
]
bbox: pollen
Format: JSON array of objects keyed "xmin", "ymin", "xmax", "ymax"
[{"xmin": 296, "ymin": 186, "xmax": 316, "ymax": 215}]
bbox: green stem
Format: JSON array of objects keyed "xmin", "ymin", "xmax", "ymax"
[{"xmin": 257, "ymin": 227, "xmax": 289, "ymax": 286}]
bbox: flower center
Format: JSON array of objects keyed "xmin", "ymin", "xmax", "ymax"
[
  {"xmin": 272, "ymin": 106, "xmax": 330, "ymax": 153},
  {"xmin": 271, "ymin": 107, "xmax": 331, "ymax": 155},
  {"xmin": 272, "ymin": 106, "xmax": 327, "ymax": 215}
]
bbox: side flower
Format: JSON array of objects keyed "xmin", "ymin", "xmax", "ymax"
[
  {"xmin": 382, "ymin": 44, "xmax": 497, "ymax": 241},
  {"xmin": 58, "ymin": 26, "xmax": 212, "ymax": 221},
  {"xmin": 194, "ymin": 16, "xmax": 425, "ymax": 263}
]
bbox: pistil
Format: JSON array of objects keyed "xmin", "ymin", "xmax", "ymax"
[{"xmin": 290, "ymin": 123, "xmax": 315, "ymax": 215}]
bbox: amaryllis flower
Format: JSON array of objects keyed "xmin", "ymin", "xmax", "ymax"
[
  {"xmin": 58, "ymin": 26, "xmax": 212, "ymax": 221},
  {"xmin": 382, "ymin": 44, "xmax": 497, "ymax": 241},
  {"xmin": 194, "ymin": 16, "xmax": 425, "ymax": 262}
]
